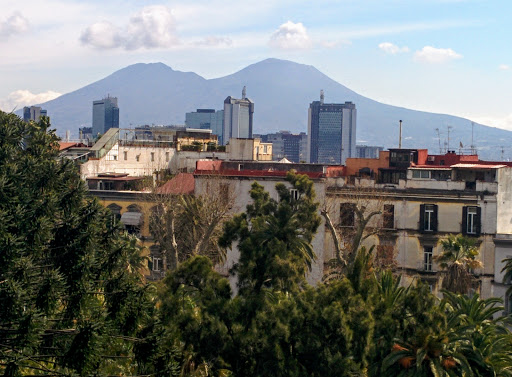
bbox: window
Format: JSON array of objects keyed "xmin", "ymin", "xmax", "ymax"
[
  {"xmin": 424, "ymin": 246, "xmax": 433, "ymax": 271},
  {"xmin": 263, "ymin": 145, "xmax": 268, "ymax": 153},
  {"xmin": 124, "ymin": 151, "xmax": 127, "ymax": 160},
  {"xmin": 107, "ymin": 203, "xmax": 122, "ymax": 222},
  {"xmin": 152, "ymin": 257, "xmax": 162, "ymax": 272},
  {"xmin": 412, "ymin": 170, "xmax": 430, "ymax": 179},
  {"xmin": 136, "ymin": 154, "xmax": 140, "ymax": 162},
  {"xmin": 289, "ymin": 189, "xmax": 300, "ymax": 201},
  {"xmin": 165, "ymin": 152, "xmax": 170, "ymax": 162},
  {"xmin": 383, "ymin": 204, "xmax": 394, "ymax": 229},
  {"xmin": 419, "ymin": 204, "xmax": 438, "ymax": 232},
  {"xmin": 98, "ymin": 181, "xmax": 113, "ymax": 190},
  {"xmin": 112, "ymin": 155, "xmax": 117, "ymax": 161},
  {"xmin": 151, "ymin": 152, "xmax": 155, "ymax": 162},
  {"xmin": 462, "ymin": 206, "xmax": 481, "ymax": 235},
  {"xmin": 340, "ymin": 203, "xmax": 356, "ymax": 227}
]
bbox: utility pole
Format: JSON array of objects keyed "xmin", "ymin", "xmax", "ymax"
[
  {"xmin": 399, "ymin": 120, "xmax": 403, "ymax": 149},
  {"xmin": 471, "ymin": 122, "xmax": 476, "ymax": 154},
  {"xmin": 447, "ymin": 125, "xmax": 453, "ymax": 152},
  {"xmin": 435, "ymin": 128, "xmax": 442, "ymax": 154}
]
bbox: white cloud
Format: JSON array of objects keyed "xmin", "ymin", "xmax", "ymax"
[
  {"xmin": 80, "ymin": 6, "xmax": 179, "ymax": 50},
  {"xmin": 378, "ymin": 42, "xmax": 409, "ymax": 54},
  {"xmin": 269, "ymin": 21, "xmax": 312, "ymax": 50},
  {"xmin": 0, "ymin": 90, "xmax": 61, "ymax": 112},
  {"xmin": 0, "ymin": 11, "xmax": 29, "ymax": 38},
  {"xmin": 499, "ymin": 64, "xmax": 510, "ymax": 70},
  {"xmin": 470, "ymin": 114, "xmax": 512, "ymax": 131},
  {"xmin": 194, "ymin": 36, "xmax": 233, "ymax": 47},
  {"xmin": 414, "ymin": 46, "xmax": 462, "ymax": 63}
]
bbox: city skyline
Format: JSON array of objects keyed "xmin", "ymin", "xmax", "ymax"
[{"xmin": 0, "ymin": 0, "xmax": 511, "ymax": 130}]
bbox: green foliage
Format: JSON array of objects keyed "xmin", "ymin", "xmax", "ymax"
[
  {"xmin": 3, "ymin": 114, "xmax": 510, "ymax": 376},
  {"xmin": 0, "ymin": 112, "xmax": 153, "ymax": 376},
  {"xmin": 435, "ymin": 234, "xmax": 482, "ymax": 294},
  {"xmin": 219, "ymin": 170, "xmax": 321, "ymax": 297}
]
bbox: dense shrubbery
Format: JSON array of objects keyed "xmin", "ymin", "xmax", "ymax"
[{"xmin": 1, "ymin": 111, "xmax": 511, "ymax": 376}]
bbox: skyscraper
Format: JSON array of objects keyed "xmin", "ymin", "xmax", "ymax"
[
  {"xmin": 260, "ymin": 131, "xmax": 308, "ymax": 162},
  {"xmin": 23, "ymin": 106, "xmax": 47, "ymax": 122},
  {"xmin": 307, "ymin": 91, "xmax": 356, "ymax": 165},
  {"xmin": 223, "ymin": 86, "xmax": 254, "ymax": 144},
  {"xmin": 185, "ymin": 109, "xmax": 225, "ymax": 144},
  {"xmin": 92, "ymin": 96, "xmax": 119, "ymax": 136}
]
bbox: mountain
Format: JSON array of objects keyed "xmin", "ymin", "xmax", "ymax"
[{"xmin": 35, "ymin": 58, "xmax": 512, "ymax": 160}]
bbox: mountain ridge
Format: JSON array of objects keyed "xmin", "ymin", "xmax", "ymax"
[{"xmin": 31, "ymin": 58, "xmax": 512, "ymax": 160}]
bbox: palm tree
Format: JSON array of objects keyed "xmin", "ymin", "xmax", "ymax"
[
  {"xmin": 501, "ymin": 256, "xmax": 512, "ymax": 296},
  {"xmin": 442, "ymin": 291, "xmax": 512, "ymax": 377},
  {"xmin": 435, "ymin": 234, "xmax": 482, "ymax": 294}
]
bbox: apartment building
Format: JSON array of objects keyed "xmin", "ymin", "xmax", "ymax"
[{"xmin": 325, "ymin": 149, "xmax": 512, "ymax": 307}]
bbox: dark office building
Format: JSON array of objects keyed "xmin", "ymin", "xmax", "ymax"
[
  {"xmin": 92, "ymin": 96, "xmax": 119, "ymax": 136},
  {"xmin": 23, "ymin": 106, "xmax": 47, "ymax": 122},
  {"xmin": 260, "ymin": 131, "xmax": 308, "ymax": 162},
  {"xmin": 307, "ymin": 91, "xmax": 356, "ymax": 164}
]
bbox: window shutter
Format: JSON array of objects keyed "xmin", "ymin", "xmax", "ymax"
[
  {"xmin": 419, "ymin": 204, "xmax": 425, "ymax": 232},
  {"xmin": 432, "ymin": 204, "xmax": 438, "ymax": 232},
  {"xmin": 462, "ymin": 206, "xmax": 468, "ymax": 234},
  {"xmin": 475, "ymin": 207, "xmax": 482, "ymax": 236}
]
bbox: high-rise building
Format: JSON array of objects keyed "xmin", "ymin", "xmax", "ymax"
[
  {"xmin": 307, "ymin": 91, "xmax": 356, "ymax": 165},
  {"xmin": 185, "ymin": 109, "xmax": 225, "ymax": 144},
  {"xmin": 260, "ymin": 131, "xmax": 308, "ymax": 162},
  {"xmin": 23, "ymin": 106, "xmax": 47, "ymax": 122},
  {"xmin": 356, "ymin": 145, "xmax": 384, "ymax": 159},
  {"xmin": 92, "ymin": 96, "xmax": 119, "ymax": 136},
  {"xmin": 223, "ymin": 86, "xmax": 254, "ymax": 144}
]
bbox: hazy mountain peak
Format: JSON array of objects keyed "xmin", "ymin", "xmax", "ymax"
[{"xmin": 34, "ymin": 59, "xmax": 512, "ymax": 159}]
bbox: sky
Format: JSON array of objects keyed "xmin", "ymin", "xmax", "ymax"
[{"xmin": 0, "ymin": 0, "xmax": 511, "ymax": 130}]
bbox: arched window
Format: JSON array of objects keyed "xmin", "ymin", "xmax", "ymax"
[
  {"xmin": 107, "ymin": 203, "xmax": 122, "ymax": 222},
  {"xmin": 121, "ymin": 204, "xmax": 143, "ymax": 236}
]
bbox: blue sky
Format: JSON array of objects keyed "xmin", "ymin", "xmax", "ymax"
[{"xmin": 1, "ymin": 0, "xmax": 511, "ymax": 129}]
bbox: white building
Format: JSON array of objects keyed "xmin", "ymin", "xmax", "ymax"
[{"xmin": 223, "ymin": 86, "xmax": 254, "ymax": 144}]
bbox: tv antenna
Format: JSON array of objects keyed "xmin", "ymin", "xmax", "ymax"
[
  {"xmin": 470, "ymin": 122, "xmax": 476, "ymax": 154},
  {"xmin": 447, "ymin": 125, "xmax": 453, "ymax": 152},
  {"xmin": 435, "ymin": 128, "xmax": 442, "ymax": 154}
]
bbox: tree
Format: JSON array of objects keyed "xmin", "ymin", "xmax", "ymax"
[
  {"xmin": 149, "ymin": 175, "xmax": 234, "ymax": 272},
  {"xmin": 219, "ymin": 170, "xmax": 321, "ymax": 296},
  {"xmin": 442, "ymin": 291, "xmax": 512, "ymax": 377},
  {"xmin": 0, "ymin": 112, "xmax": 152, "ymax": 376},
  {"xmin": 380, "ymin": 283, "xmax": 473, "ymax": 377},
  {"xmin": 321, "ymin": 185, "xmax": 394, "ymax": 278},
  {"xmin": 501, "ymin": 255, "xmax": 512, "ymax": 296},
  {"xmin": 435, "ymin": 234, "xmax": 482, "ymax": 294}
]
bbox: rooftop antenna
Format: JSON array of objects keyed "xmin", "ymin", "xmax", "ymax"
[
  {"xmin": 447, "ymin": 125, "xmax": 453, "ymax": 151},
  {"xmin": 435, "ymin": 128, "xmax": 442, "ymax": 154},
  {"xmin": 320, "ymin": 89, "xmax": 325, "ymax": 104},
  {"xmin": 242, "ymin": 86, "xmax": 246, "ymax": 99},
  {"xmin": 399, "ymin": 120, "xmax": 403, "ymax": 149},
  {"xmin": 471, "ymin": 122, "xmax": 476, "ymax": 154}
]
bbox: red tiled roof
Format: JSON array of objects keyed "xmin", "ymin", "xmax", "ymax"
[
  {"xmin": 156, "ymin": 173, "xmax": 195, "ymax": 195},
  {"xmin": 196, "ymin": 160, "xmax": 222, "ymax": 171},
  {"xmin": 58, "ymin": 142, "xmax": 86, "ymax": 151},
  {"xmin": 194, "ymin": 169, "xmax": 324, "ymax": 179}
]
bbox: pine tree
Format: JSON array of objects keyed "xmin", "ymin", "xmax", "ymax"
[{"xmin": 0, "ymin": 112, "xmax": 153, "ymax": 376}]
